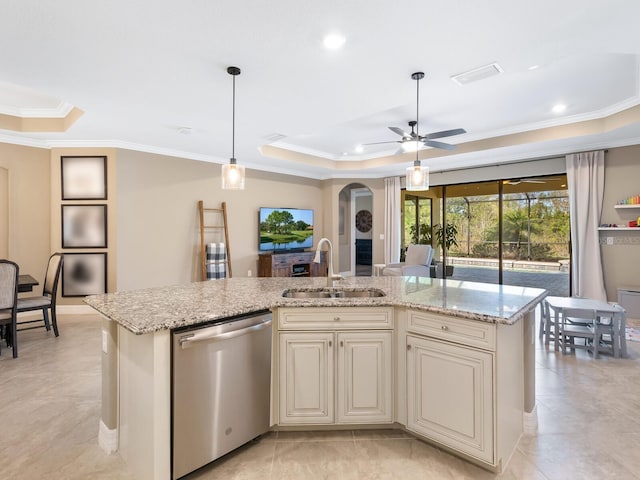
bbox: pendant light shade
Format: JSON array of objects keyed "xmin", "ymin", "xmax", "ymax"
[
  {"xmin": 405, "ymin": 71, "xmax": 429, "ymax": 191},
  {"xmin": 221, "ymin": 66, "xmax": 245, "ymax": 190},
  {"xmin": 406, "ymin": 160, "xmax": 429, "ymax": 191},
  {"xmin": 221, "ymin": 159, "xmax": 245, "ymax": 190}
]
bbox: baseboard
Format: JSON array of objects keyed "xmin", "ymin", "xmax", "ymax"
[
  {"xmin": 523, "ymin": 404, "xmax": 538, "ymax": 435},
  {"xmin": 98, "ymin": 419, "xmax": 118, "ymax": 454},
  {"xmin": 57, "ymin": 304, "xmax": 96, "ymax": 315},
  {"xmin": 16, "ymin": 304, "xmax": 95, "ymax": 320}
]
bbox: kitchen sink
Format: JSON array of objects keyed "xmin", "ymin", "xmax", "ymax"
[{"xmin": 282, "ymin": 288, "xmax": 386, "ymax": 299}]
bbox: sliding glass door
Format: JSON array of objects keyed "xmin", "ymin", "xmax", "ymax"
[
  {"xmin": 443, "ymin": 182, "xmax": 500, "ymax": 285},
  {"xmin": 413, "ymin": 175, "xmax": 571, "ymax": 296},
  {"xmin": 402, "ymin": 192, "xmax": 432, "ymax": 260}
]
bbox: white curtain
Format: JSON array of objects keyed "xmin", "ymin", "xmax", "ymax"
[
  {"xmin": 384, "ymin": 177, "xmax": 401, "ymax": 264},
  {"xmin": 566, "ymin": 150, "xmax": 606, "ymax": 301}
]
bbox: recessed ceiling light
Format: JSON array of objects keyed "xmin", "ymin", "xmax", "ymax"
[
  {"xmin": 552, "ymin": 104, "xmax": 567, "ymax": 113},
  {"xmin": 341, "ymin": 151, "xmax": 348, "ymax": 156},
  {"xmin": 354, "ymin": 145, "xmax": 364, "ymax": 154},
  {"xmin": 323, "ymin": 33, "xmax": 346, "ymax": 50},
  {"xmin": 528, "ymin": 64, "xmax": 540, "ymax": 71},
  {"xmin": 178, "ymin": 127, "xmax": 192, "ymax": 135}
]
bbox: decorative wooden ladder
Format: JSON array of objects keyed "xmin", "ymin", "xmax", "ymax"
[{"xmin": 198, "ymin": 200, "xmax": 232, "ymax": 279}]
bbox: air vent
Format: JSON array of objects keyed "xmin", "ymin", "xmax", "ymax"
[
  {"xmin": 264, "ymin": 132, "xmax": 287, "ymax": 142},
  {"xmin": 450, "ymin": 62, "xmax": 503, "ymax": 86}
]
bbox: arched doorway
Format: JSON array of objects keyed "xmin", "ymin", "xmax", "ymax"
[{"xmin": 338, "ymin": 183, "xmax": 373, "ymax": 276}]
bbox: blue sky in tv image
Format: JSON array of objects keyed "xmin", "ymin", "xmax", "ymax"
[{"xmin": 259, "ymin": 207, "xmax": 314, "ymax": 251}]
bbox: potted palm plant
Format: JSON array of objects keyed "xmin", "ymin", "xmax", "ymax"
[{"xmin": 433, "ymin": 223, "xmax": 458, "ymax": 277}]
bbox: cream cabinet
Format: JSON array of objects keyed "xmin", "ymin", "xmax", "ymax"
[
  {"xmin": 337, "ymin": 331, "xmax": 392, "ymax": 423},
  {"xmin": 406, "ymin": 334, "xmax": 493, "ymax": 463},
  {"xmin": 275, "ymin": 307, "xmax": 393, "ymax": 426},
  {"xmin": 403, "ymin": 309, "xmax": 526, "ymax": 472},
  {"xmin": 279, "ymin": 332, "xmax": 334, "ymax": 424}
]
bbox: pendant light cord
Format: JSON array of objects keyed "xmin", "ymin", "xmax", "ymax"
[
  {"xmin": 415, "ymin": 75, "xmax": 419, "ymax": 164},
  {"xmin": 227, "ymin": 66, "xmax": 241, "ymax": 162},
  {"xmin": 231, "ymin": 72, "xmax": 236, "ymax": 160}
]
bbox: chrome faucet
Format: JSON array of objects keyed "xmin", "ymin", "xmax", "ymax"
[{"xmin": 314, "ymin": 237, "xmax": 343, "ymax": 288}]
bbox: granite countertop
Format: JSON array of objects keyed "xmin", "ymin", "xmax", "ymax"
[{"xmin": 84, "ymin": 276, "xmax": 547, "ymax": 335}]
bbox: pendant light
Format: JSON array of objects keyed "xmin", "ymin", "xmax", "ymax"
[
  {"xmin": 221, "ymin": 66, "xmax": 245, "ymax": 190},
  {"xmin": 405, "ymin": 72, "xmax": 429, "ymax": 191}
]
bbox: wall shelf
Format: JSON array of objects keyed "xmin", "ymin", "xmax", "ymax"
[
  {"xmin": 614, "ymin": 205, "xmax": 640, "ymax": 209},
  {"xmin": 598, "ymin": 227, "xmax": 640, "ymax": 231}
]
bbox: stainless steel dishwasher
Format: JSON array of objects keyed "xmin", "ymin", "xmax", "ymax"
[{"xmin": 172, "ymin": 311, "xmax": 272, "ymax": 479}]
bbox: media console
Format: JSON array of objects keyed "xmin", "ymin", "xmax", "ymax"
[{"xmin": 258, "ymin": 251, "xmax": 327, "ymax": 278}]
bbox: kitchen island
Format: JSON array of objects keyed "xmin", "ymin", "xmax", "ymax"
[{"xmin": 86, "ymin": 275, "xmax": 546, "ymax": 480}]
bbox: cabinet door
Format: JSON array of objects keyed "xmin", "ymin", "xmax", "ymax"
[
  {"xmin": 279, "ymin": 332, "xmax": 334, "ymax": 424},
  {"xmin": 337, "ymin": 331, "xmax": 392, "ymax": 424},
  {"xmin": 406, "ymin": 335, "xmax": 494, "ymax": 463},
  {"xmin": 272, "ymin": 265, "xmax": 291, "ymax": 277}
]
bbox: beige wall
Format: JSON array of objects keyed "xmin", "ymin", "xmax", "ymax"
[
  {"xmin": 3, "ymin": 141, "xmax": 639, "ymax": 301},
  {"xmin": 1, "ymin": 167, "xmax": 7, "ymax": 257},
  {"xmin": 115, "ymin": 150, "xmax": 325, "ymax": 291},
  {"xmin": 600, "ymin": 145, "xmax": 640, "ymax": 300},
  {"xmin": 0, "ymin": 143, "xmax": 51, "ymax": 285}
]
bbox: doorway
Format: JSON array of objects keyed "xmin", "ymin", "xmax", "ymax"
[{"xmin": 338, "ymin": 184, "xmax": 373, "ymax": 276}]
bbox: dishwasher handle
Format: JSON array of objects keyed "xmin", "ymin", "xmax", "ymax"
[{"xmin": 179, "ymin": 318, "xmax": 272, "ymax": 349}]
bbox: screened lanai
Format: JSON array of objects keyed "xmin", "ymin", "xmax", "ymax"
[{"xmin": 402, "ymin": 174, "xmax": 570, "ymax": 296}]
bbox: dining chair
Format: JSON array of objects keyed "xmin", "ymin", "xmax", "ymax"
[
  {"xmin": 0, "ymin": 259, "xmax": 20, "ymax": 358},
  {"xmin": 558, "ymin": 307, "xmax": 601, "ymax": 358},
  {"xmin": 539, "ymin": 300, "xmax": 555, "ymax": 345},
  {"xmin": 16, "ymin": 253, "xmax": 64, "ymax": 336}
]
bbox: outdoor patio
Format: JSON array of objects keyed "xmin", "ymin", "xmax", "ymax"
[{"xmin": 449, "ymin": 263, "xmax": 570, "ymax": 296}]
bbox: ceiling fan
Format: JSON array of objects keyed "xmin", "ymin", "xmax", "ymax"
[
  {"xmin": 503, "ymin": 179, "xmax": 546, "ymax": 185},
  {"xmin": 364, "ymin": 72, "xmax": 467, "ymax": 154}
]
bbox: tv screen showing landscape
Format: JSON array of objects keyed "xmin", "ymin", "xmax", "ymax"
[{"xmin": 259, "ymin": 207, "xmax": 314, "ymax": 251}]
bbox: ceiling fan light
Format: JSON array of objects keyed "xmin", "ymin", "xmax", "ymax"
[
  {"xmin": 221, "ymin": 159, "xmax": 245, "ymax": 190},
  {"xmin": 402, "ymin": 140, "xmax": 420, "ymax": 153},
  {"xmin": 406, "ymin": 161, "xmax": 429, "ymax": 191}
]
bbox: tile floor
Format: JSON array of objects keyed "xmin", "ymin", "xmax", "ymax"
[{"xmin": 1, "ymin": 313, "xmax": 639, "ymax": 480}]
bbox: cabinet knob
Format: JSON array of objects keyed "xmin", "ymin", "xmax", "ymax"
[
  {"xmin": 340, "ymin": 340, "xmax": 344, "ymax": 347},
  {"xmin": 407, "ymin": 344, "xmax": 412, "ymax": 351},
  {"xmin": 333, "ymin": 317, "xmax": 340, "ymax": 321},
  {"xmin": 329, "ymin": 340, "xmax": 332, "ymax": 347},
  {"xmin": 441, "ymin": 325, "xmax": 449, "ymax": 331}
]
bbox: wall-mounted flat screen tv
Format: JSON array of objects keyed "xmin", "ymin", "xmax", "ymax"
[{"xmin": 259, "ymin": 207, "xmax": 314, "ymax": 252}]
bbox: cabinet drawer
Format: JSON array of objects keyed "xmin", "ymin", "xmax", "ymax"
[
  {"xmin": 408, "ymin": 310, "xmax": 496, "ymax": 351},
  {"xmin": 291, "ymin": 254, "xmax": 313, "ymax": 264},
  {"xmin": 278, "ymin": 307, "xmax": 393, "ymax": 330}
]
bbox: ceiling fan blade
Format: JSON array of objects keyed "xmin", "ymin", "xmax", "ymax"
[
  {"xmin": 504, "ymin": 179, "xmax": 546, "ymax": 185},
  {"xmin": 424, "ymin": 140, "xmax": 456, "ymax": 151},
  {"xmin": 361, "ymin": 140, "xmax": 401, "ymax": 146},
  {"xmin": 423, "ymin": 128, "xmax": 467, "ymax": 140},
  {"xmin": 388, "ymin": 126, "xmax": 412, "ymax": 139}
]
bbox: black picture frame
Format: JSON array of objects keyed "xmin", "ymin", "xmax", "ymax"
[
  {"xmin": 61, "ymin": 156, "xmax": 107, "ymax": 200},
  {"xmin": 61, "ymin": 204, "xmax": 107, "ymax": 248},
  {"xmin": 62, "ymin": 252, "xmax": 107, "ymax": 297}
]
